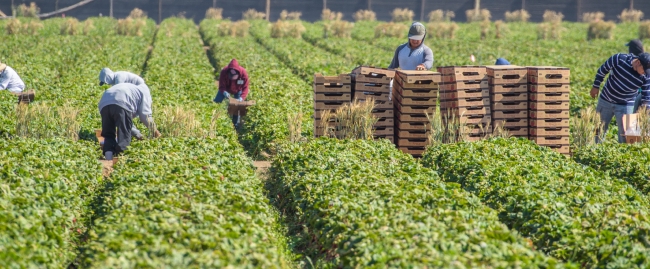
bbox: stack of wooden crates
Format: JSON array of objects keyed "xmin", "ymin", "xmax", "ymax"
[
  {"xmin": 313, "ymin": 73, "xmax": 351, "ymax": 137},
  {"xmin": 393, "ymin": 70, "xmax": 441, "ymax": 157},
  {"xmin": 352, "ymin": 66, "xmax": 395, "ymax": 142},
  {"xmin": 439, "ymin": 66, "xmax": 492, "ymax": 141},
  {"xmin": 487, "ymin": 65, "xmax": 529, "ymax": 138},
  {"xmin": 528, "ymin": 67, "xmax": 571, "ymax": 155}
]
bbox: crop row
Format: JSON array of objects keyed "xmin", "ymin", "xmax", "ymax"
[
  {"xmin": 0, "ymin": 138, "xmax": 102, "ymax": 268},
  {"xmin": 270, "ymin": 138, "xmax": 567, "ymax": 268},
  {"xmin": 422, "ymin": 138, "xmax": 650, "ymax": 268},
  {"xmin": 199, "ymin": 19, "xmax": 312, "ymax": 157}
]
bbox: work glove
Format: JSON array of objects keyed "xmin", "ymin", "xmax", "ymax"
[
  {"xmin": 237, "ymin": 97, "xmax": 243, "ymax": 102},
  {"xmin": 223, "ymin": 91, "xmax": 230, "ymax": 99}
]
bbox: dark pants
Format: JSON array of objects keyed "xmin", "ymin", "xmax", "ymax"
[
  {"xmin": 213, "ymin": 91, "xmax": 242, "ymax": 125},
  {"xmin": 100, "ymin": 105, "xmax": 133, "ymax": 155}
]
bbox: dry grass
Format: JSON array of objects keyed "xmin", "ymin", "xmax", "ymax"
[
  {"xmin": 217, "ymin": 20, "xmax": 250, "ymax": 37},
  {"xmin": 6, "ymin": 19, "xmax": 42, "ymax": 35},
  {"xmin": 374, "ymin": 22, "xmax": 408, "ymax": 38},
  {"xmin": 537, "ymin": 22, "xmax": 563, "ymax": 40},
  {"xmin": 60, "ymin": 18, "xmax": 79, "ymax": 35},
  {"xmin": 504, "ymin": 9, "xmax": 530, "ymax": 22},
  {"xmin": 336, "ymin": 99, "xmax": 377, "ymax": 140},
  {"xmin": 14, "ymin": 2, "xmax": 39, "ymax": 18},
  {"xmin": 426, "ymin": 107, "xmax": 472, "ymax": 145},
  {"xmin": 638, "ymin": 107, "xmax": 650, "ymax": 143},
  {"xmin": 391, "ymin": 8, "xmax": 414, "ymax": 22},
  {"xmin": 495, "ymin": 20, "xmax": 507, "ymax": 38},
  {"xmin": 619, "ymin": 9, "xmax": 644, "ymax": 23},
  {"xmin": 6, "ymin": 19, "xmax": 22, "ymax": 35},
  {"xmin": 466, "ymin": 9, "xmax": 491, "ymax": 22},
  {"xmin": 480, "ymin": 20, "xmax": 490, "ymax": 39},
  {"xmin": 243, "ymin": 9, "xmax": 266, "ymax": 20},
  {"xmin": 287, "ymin": 112, "xmax": 303, "ymax": 142},
  {"xmin": 24, "ymin": 20, "xmax": 42, "ymax": 35},
  {"xmin": 279, "ymin": 10, "xmax": 302, "ymax": 21},
  {"xmin": 543, "ymin": 10, "xmax": 564, "ymax": 23},
  {"xmin": 128, "ymin": 8, "xmax": 147, "ymax": 19},
  {"xmin": 271, "ymin": 20, "xmax": 305, "ymax": 38},
  {"xmin": 640, "ymin": 20, "xmax": 650, "ymax": 40},
  {"xmin": 428, "ymin": 10, "xmax": 455, "ymax": 22},
  {"xmin": 156, "ymin": 106, "xmax": 201, "ymax": 137},
  {"xmin": 324, "ymin": 20, "xmax": 354, "ymax": 38},
  {"xmin": 83, "ymin": 19, "xmax": 94, "ymax": 35},
  {"xmin": 205, "ymin": 8, "xmax": 223, "ymax": 20},
  {"xmin": 116, "ymin": 17, "xmax": 146, "ymax": 36},
  {"xmin": 16, "ymin": 102, "xmax": 80, "ymax": 140},
  {"xmin": 588, "ymin": 20, "xmax": 616, "ymax": 40},
  {"xmin": 582, "ymin": 12, "xmax": 604, "ymax": 23},
  {"xmin": 571, "ymin": 106, "xmax": 604, "ymax": 149},
  {"xmin": 353, "ymin": 10, "xmax": 376, "ymax": 21},
  {"xmin": 427, "ymin": 22, "xmax": 459, "ymax": 39},
  {"xmin": 208, "ymin": 109, "xmax": 223, "ymax": 138},
  {"xmin": 322, "ymin": 9, "xmax": 343, "ymax": 21}
]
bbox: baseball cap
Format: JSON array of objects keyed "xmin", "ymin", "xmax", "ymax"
[
  {"xmin": 626, "ymin": 39, "xmax": 644, "ymax": 56},
  {"xmin": 408, "ymin": 22, "xmax": 426, "ymax": 40},
  {"xmin": 637, "ymin": 52, "xmax": 650, "ymax": 76}
]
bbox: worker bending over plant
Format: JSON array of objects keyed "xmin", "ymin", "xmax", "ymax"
[
  {"xmin": 98, "ymin": 83, "xmax": 161, "ymax": 160},
  {"xmin": 626, "ymin": 39, "xmax": 645, "ymax": 112},
  {"xmin": 591, "ymin": 52, "xmax": 650, "ymax": 143},
  {"xmin": 98, "ymin": 67, "xmax": 145, "ymax": 86},
  {"xmin": 388, "ymin": 22, "xmax": 433, "ymax": 71},
  {"xmin": 213, "ymin": 58, "xmax": 249, "ymax": 126},
  {"xmin": 0, "ymin": 61, "xmax": 34, "ymax": 102}
]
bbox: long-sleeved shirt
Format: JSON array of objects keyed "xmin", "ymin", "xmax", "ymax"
[
  {"xmin": 0, "ymin": 66, "xmax": 25, "ymax": 93},
  {"xmin": 99, "ymin": 68, "xmax": 145, "ymax": 86},
  {"xmin": 593, "ymin": 53, "xmax": 650, "ymax": 107},
  {"xmin": 388, "ymin": 43, "xmax": 434, "ymax": 70},
  {"xmin": 98, "ymin": 83, "xmax": 154, "ymax": 130},
  {"xmin": 218, "ymin": 59, "xmax": 250, "ymax": 99}
]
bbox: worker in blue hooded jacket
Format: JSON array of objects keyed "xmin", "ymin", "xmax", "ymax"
[{"xmin": 98, "ymin": 67, "xmax": 145, "ymax": 86}]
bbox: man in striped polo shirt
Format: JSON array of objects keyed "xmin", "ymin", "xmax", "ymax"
[{"xmin": 591, "ymin": 52, "xmax": 650, "ymax": 143}]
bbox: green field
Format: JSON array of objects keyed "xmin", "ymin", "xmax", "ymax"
[{"xmin": 1, "ymin": 14, "xmax": 650, "ymax": 268}]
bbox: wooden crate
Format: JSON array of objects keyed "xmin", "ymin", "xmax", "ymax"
[
  {"xmin": 529, "ymin": 110, "xmax": 569, "ymax": 119},
  {"xmin": 395, "ymin": 94, "xmax": 437, "ymax": 106},
  {"xmin": 451, "ymin": 114, "xmax": 492, "ymax": 125},
  {"xmin": 529, "ymin": 92, "xmax": 570, "ymax": 102},
  {"xmin": 354, "ymin": 91, "xmax": 390, "ymax": 102},
  {"xmin": 398, "ymin": 146, "xmax": 426, "ymax": 157},
  {"xmin": 441, "ymin": 97, "xmax": 490, "ymax": 108},
  {"xmin": 352, "ymin": 66, "xmax": 396, "ymax": 80},
  {"xmin": 486, "ymin": 65, "xmax": 528, "ymax": 84},
  {"xmin": 461, "ymin": 125, "xmax": 493, "ymax": 135},
  {"xmin": 501, "ymin": 126, "xmax": 528, "ymax": 136},
  {"xmin": 438, "ymin": 66, "xmax": 487, "ymax": 81},
  {"xmin": 544, "ymin": 144, "xmax": 571, "ymax": 155},
  {"xmin": 373, "ymin": 126, "xmax": 395, "ymax": 136},
  {"xmin": 396, "ymin": 120, "xmax": 429, "ymax": 130},
  {"xmin": 493, "ymin": 101, "xmax": 528, "ymax": 110},
  {"xmin": 491, "ymin": 92, "xmax": 528, "ymax": 102},
  {"xmin": 372, "ymin": 109, "xmax": 394, "ymax": 119},
  {"xmin": 374, "ymin": 117, "xmax": 395, "ymax": 127},
  {"xmin": 396, "ymin": 103, "xmax": 436, "ymax": 114},
  {"xmin": 527, "ymin": 66, "xmax": 570, "ymax": 84},
  {"xmin": 439, "ymin": 106, "xmax": 491, "ymax": 116},
  {"xmin": 493, "ymin": 110, "xmax": 528, "ymax": 119},
  {"xmin": 528, "ymin": 84, "xmax": 570, "ymax": 93},
  {"xmin": 397, "ymin": 138, "xmax": 428, "ymax": 147},
  {"xmin": 440, "ymin": 89, "xmax": 489, "ymax": 100},
  {"xmin": 397, "ymin": 129, "xmax": 429, "ymax": 139},
  {"xmin": 397, "ymin": 113, "xmax": 429, "ymax": 122},
  {"xmin": 355, "ymin": 82, "xmax": 390, "ymax": 93},
  {"xmin": 374, "ymin": 135, "xmax": 395, "ymax": 143},
  {"xmin": 369, "ymin": 101, "xmax": 394, "ymax": 110},
  {"xmin": 490, "ymin": 84, "xmax": 528, "ymax": 93},
  {"xmin": 394, "ymin": 76, "xmax": 439, "ymax": 89},
  {"xmin": 494, "ymin": 118, "xmax": 529, "ymax": 127},
  {"xmin": 530, "ymin": 136, "xmax": 570, "ymax": 145},
  {"xmin": 353, "ymin": 73, "xmax": 392, "ymax": 84},
  {"xmin": 396, "ymin": 70, "xmax": 442, "ymax": 84},
  {"xmin": 441, "ymin": 80, "xmax": 488, "ymax": 91},
  {"xmin": 529, "ymin": 101, "xmax": 570, "ymax": 110},
  {"xmin": 313, "ymin": 84, "xmax": 352, "ymax": 93},
  {"xmin": 314, "ymin": 92, "xmax": 351, "ymax": 101},
  {"xmin": 314, "ymin": 73, "xmax": 351, "ymax": 84},
  {"xmin": 227, "ymin": 99, "xmax": 256, "ymax": 116},
  {"xmin": 529, "ymin": 118, "xmax": 570, "ymax": 128},
  {"xmin": 314, "ymin": 101, "xmax": 349, "ymax": 110},
  {"xmin": 394, "ymin": 87, "xmax": 438, "ymax": 98},
  {"xmin": 529, "ymin": 127, "xmax": 570, "ymax": 136}
]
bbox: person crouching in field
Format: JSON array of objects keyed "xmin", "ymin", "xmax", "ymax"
[
  {"xmin": 591, "ymin": 52, "xmax": 650, "ymax": 143},
  {"xmin": 213, "ymin": 59, "xmax": 250, "ymax": 126},
  {"xmin": 98, "ymin": 67, "xmax": 146, "ymax": 86},
  {"xmin": 0, "ymin": 61, "xmax": 34, "ymax": 103},
  {"xmin": 98, "ymin": 83, "xmax": 161, "ymax": 160}
]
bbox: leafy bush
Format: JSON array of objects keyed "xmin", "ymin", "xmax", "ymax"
[{"xmin": 423, "ymin": 138, "xmax": 650, "ymax": 267}]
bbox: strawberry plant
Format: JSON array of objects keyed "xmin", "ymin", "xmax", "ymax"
[
  {"xmin": 270, "ymin": 138, "xmax": 570, "ymax": 268},
  {"xmin": 422, "ymin": 138, "xmax": 650, "ymax": 267}
]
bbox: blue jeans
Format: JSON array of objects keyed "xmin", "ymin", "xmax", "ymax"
[
  {"xmin": 596, "ymin": 97, "xmax": 634, "ymax": 143},
  {"xmin": 213, "ymin": 91, "xmax": 242, "ymax": 126}
]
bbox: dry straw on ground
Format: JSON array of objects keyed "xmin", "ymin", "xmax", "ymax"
[
  {"xmin": 374, "ymin": 22, "xmax": 407, "ymax": 38},
  {"xmin": 242, "ymin": 9, "xmax": 266, "ymax": 20},
  {"xmin": 466, "ymin": 9, "xmax": 491, "ymax": 22},
  {"xmin": 353, "ymin": 10, "xmax": 376, "ymax": 21},
  {"xmin": 205, "ymin": 8, "xmax": 223, "ymax": 20},
  {"xmin": 504, "ymin": 10, "xmax": 530, "ymax": 22},
  {"xmin": 619, "ymin": 9, "xmax": 644, "ymax": 23},
  {"xmin": 15, "ymin": 102, "xmax": 80, "ymax": 140},
  {"xmin": 155, "ymin": 106, "xmax": 202, "ymax": 137},
  {"xmin": 391, "ymin": 8, "xmax": 414, "ymax": 22}
]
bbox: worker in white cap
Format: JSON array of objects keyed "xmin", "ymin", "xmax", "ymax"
[
  {"xmin": 0, "ymin": 61, "xmax": 34, "ymax": 103},
  {"xmin": 98, "ymin": 67, "xmax": 145, "ymax": 86}
]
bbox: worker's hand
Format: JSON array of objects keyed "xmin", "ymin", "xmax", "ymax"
[
  {"xmin": 135, "ymin": 135, "xmax": 144, "ymax": 141},
  {"xmin": 237, "ymin": 97, "xmax": 243, "ymax": 102},
  {"xmin": 590, "ymin": 87, "xmax": 599, "ymax": 99},
  {"xmin": 222, "ymin": 91, "xmax": 230, "ymax": 99},
  {"xmin": 416, "ymin": 64, "xmax": 426, "ymax": 71},
  {"xmin": 153, "ymin": 130, "xmax": 162, "ymax": 138}
]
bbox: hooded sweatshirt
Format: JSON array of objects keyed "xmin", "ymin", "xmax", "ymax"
[
  {"xmin": 218, "ymin": 59, "xmax": 249, "ymax": 99},
  {"xmin": 0, "ymin": 66, "xmax": 25, "ymax": 93},
  {"xmin": 98, "ymin": 83, "xmax": 155, "ymax": 131},
  {"xmin": 99, "ymin": 68, "xmax": 146, "ymax": 86},
  {"xmin": 388, "ymin": 23, "xmax": 434, "ymax": 70}
]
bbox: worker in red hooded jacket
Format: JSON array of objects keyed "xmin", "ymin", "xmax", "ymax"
[{"xmin": 213, "ymin": 59, "xmax": 250, "ymax": 126}]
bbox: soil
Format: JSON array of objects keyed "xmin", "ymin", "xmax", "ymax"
[
  {"xmin": 100, "ymin": 158, "xmax": 117, "ymax": 178},
  {"xmin": 253, "ymin": 161, "xmax": 271, "ymax": 179}
]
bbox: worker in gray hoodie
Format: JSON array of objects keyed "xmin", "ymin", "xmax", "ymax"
[
  {"xmin": 98, "ymin": 83, "xmax": 160, "ymax": 160},
  {"xmin": 388, "ymin": 22, "xmax": 434, "ymax": 71},
  {"xmin": 98, "ymin": 67, "xmax": 145, "ymax": 86}
]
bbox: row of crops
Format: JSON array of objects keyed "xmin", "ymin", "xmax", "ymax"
[{"xmin": 1, "ymin": 16, "xmax": 650, "ymax": 268}]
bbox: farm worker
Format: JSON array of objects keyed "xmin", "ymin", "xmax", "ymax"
[
  {"xmin": 591, "ymin": 52, "xmax": 650, "ymax": 143},
  {"xmin": 626, "ymin": 40, "xmax": 645, "ymax": 112},
  {"xmin": 98, "ymin": 67, "xmax": 145, "ymax": 86},
  {"xmin": 0, "ymin": 61, "xmax": 25, "ymax": 94},
  {"xmin": 387, "ymin": 22, "xmax": 433, "ymax": 71},
  {"xmin": 495, "ymin": 58, "xmax": 511, "ymax": 65},
  {"xmin": 98, "ymin": 83, "xmax": 161, "ymax": 160},
  {"xmin": 213, "ymin": 58, "xmax": 249, "ymax": 126}
]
